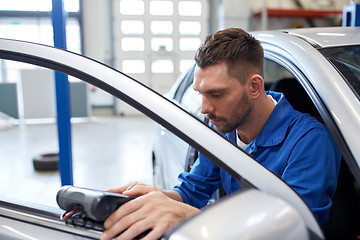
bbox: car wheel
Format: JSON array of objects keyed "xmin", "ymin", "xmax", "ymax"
[{"xmin": 33, "ymin": 152, "xmax": 59, "ymax": 171}]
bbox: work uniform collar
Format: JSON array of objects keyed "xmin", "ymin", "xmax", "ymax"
[{"xmin": 251, "ymin": 91, "xmax": 294, "ymax": 147}]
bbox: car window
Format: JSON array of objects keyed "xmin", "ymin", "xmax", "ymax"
[
  {"xmin": 320, "ymin": 45, "xmax": 360, "ymax": 99},
  {"xmin": 172, "ymin": 64, "xmax": 203, "ymax": 120},
  {"xmin": 263, "ymin": 59, "xmax": 293, "ymax": 86},
  {"xmin": 264, "ymin": 58, "xmax": 323, "ymax": 122},
  {"xmin": 0, "ymin": 60, "xmax": 156, "ymax": 208},
  {"xmin": 173, "ymin": 65, "xmax": 195, "ymax": 103},
  {"xmin": 180, "ymin": 83, "xmax": 203, "ymax": 120}
]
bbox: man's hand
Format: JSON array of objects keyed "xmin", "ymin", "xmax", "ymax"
[
  {"xmin": 100, "ymin": 186, "xmax": 200, "ymax": 240},
  {"xmin": 107, "ymin": 182, "xmax": 160, "ymax": 197}
]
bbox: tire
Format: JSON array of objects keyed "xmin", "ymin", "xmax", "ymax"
[{"xmin": 33, "ymin": 153, "xmax": 59, "ymax": 171}]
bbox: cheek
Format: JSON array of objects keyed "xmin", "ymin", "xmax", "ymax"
[
  {"xmin": 228, "ymin": 94, "xmax": 250, "ymax": 113},
  {"xmin": 214, "ymin": 97, "xmax": 236, "ymax": 115},
  {"xmin": 225, "ymin": 94, "xmax": 242, "ymax": 107}
]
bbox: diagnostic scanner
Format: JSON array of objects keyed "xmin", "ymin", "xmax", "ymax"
[{"xmin": 57, "ymin": 185, "xmax": 134, "ymax": 222}]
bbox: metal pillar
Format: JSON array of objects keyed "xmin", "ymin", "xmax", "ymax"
[
  {"xmin": 343, "ymin": 2, "xmax": 360, "ymax": 27},
  {"xmin": 51, "ymin": 0, "xmax": 73, "ymax": 186}
]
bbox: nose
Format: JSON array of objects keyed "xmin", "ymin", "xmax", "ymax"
[{"xmin": 200, "ymin": 95, "xmax": 214, "ymax": 115}]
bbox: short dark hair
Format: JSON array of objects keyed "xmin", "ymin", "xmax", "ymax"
[{"xmin": 194, "ymin": 28, "xmax": 264, "ymax": 84}]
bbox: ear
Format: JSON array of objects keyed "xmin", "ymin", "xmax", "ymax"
[{"xmin": 249, "ymin": 74, "xmax": 264, "ymax": 99}]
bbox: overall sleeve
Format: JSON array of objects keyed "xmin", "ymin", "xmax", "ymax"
[{"xmin": 173, "ymin": 153, "xmax": 221, "ymax": 209}]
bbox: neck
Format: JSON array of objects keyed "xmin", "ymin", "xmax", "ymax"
[{"xmin": 236, "ymin": 93, "xmax": 275, "ymax": 144}]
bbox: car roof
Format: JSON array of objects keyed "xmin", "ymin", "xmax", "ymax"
[{"xmin": 276, "ymin": 26, "xmax": 360, "ymax": 48}]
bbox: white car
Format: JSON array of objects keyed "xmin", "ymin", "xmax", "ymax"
[
  {"xmin": 153, "ymin": 27, "xmax": 360, "ymax": 240},
  {"xmin": 0, "ymin": 26, "xmax": 359, "ymax": 240}
]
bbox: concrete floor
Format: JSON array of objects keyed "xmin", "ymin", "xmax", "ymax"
[{"xmin": 0, "ymin": 113, "xmax": 156, "ymax": 208}]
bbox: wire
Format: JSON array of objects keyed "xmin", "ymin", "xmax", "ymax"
[{"xmin": 60, "ymin": 209, "xmax": 80, "ymax": 221}]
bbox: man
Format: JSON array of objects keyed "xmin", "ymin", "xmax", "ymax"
[{"xmin": 100, "ymin": 28, "xmax": 341, "ymax": 240}]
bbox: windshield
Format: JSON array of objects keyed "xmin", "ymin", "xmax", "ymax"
[{"xmin": 320, "ymin": 45, "xmax": 360, "ymax": 99}]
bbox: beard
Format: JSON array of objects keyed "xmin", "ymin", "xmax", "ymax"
[{"xmin": 206, "ymin": 91, "xmax": 252, "ymax": 133}]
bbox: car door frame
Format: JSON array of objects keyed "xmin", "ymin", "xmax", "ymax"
[{"xmin": 0, "ymin": 38, "xmax": 323, "ymax": 238}]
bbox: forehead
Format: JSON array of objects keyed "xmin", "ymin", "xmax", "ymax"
[{"xmin": 193, "ymin": 63, "xmax": 238, "ymax": 93}]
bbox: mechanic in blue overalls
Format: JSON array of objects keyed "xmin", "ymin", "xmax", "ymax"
[{"xmin": 100, "ymin": 28, "xmax": 341, "ymax": 240}]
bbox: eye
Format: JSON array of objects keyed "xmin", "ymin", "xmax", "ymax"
[{"xmin": 211, "ymin": 93, "xmax": 223, "ymax": 98}]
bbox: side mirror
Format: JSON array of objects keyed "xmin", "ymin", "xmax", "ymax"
[{"xmin": 166, "ymin": 189, "xmax": 309, "ymax": 240}]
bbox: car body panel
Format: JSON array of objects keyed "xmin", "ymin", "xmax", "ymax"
[
  {"xmin": 283, "ymin": 26, "xmax": 360, "ymax": 48},
  {"xmin": 152, "ymin": 124, "xmax": 188, "ymax": 189},
  {"xmin": 167, "ymin": 189, "xmax": 309, "ymax": 240}
]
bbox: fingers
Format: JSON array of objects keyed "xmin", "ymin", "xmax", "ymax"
[
  {"xmin": 109, "ymin": 205, "xmax": 169, "ymax": 240},
  {"xmin": 101, "ymin": 199, "xmax": 143, "ymax": 240},
  {"xmin": 113, "ymin": 221, "xmax": 151, "ymax": 240},
  {"xmin": 122, "ymin": 220, "xmax": 169, "ymax": 240},
  {"xmin": 106, "ymin": 181, "xmax": 144, "ymax": 194},
  {"xmin": 105, "ymin": 196, "xmax": 143, "ymax": 228},
  {"xmin": 141, "ymin": 226, "xmax": 167, "ymax": 240},
  {"xmin": 123, "ymin": 184, "xmax": 159, "ymax": 197},
  {"xmin": 123, "ymin": 182, "xmax": 145, "ymax": 195}
]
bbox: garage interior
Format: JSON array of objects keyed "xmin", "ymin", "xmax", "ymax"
[{"xmin": 0, "ymin": 0, "xmax": 351, "ymax": 209}]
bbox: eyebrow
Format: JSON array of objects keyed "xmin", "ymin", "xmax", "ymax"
[
  {"xmin": 193, "ymin": 86, "xmax": 226, "ymax": 95},
  {"xmin": 193, "ymin": 86, "xmax": 200, "ymax": 93}
]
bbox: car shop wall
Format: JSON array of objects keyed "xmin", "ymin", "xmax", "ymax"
[
  {"xmin": 0, "ymin": 0, "xmax": 85, "ymax": 121},
  {"xmin": 0, "ymin": 0, "xmax": 349, "ymax": 120}
]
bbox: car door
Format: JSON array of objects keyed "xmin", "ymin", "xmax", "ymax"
[{"xmin": 0, "ymin": 38, "xmax": 323, "ymax": 239}]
